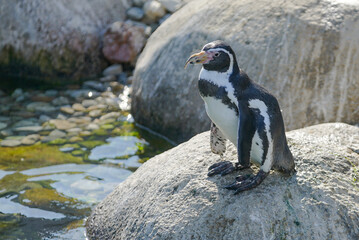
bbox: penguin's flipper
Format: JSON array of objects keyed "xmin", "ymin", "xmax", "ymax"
[
  {"xmin": 210, "ymin": 122, "xmax": 227, "ymax": 155},
  {"xmin": 224, "ymin": 170, "xmax": 269, "ymax": 194},
  {"xmin": 237, "ymin": 102, "xmax": 256, "ymax": 168}
]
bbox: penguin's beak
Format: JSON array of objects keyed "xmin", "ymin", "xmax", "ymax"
[{"xmin": 184, "ymin": 51, "xmax": 212, "ymax": 69}]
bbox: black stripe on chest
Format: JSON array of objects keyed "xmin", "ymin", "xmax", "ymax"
[{"xmin": 198, "ymin": 79, "xmax": 238, "ymax": 115}]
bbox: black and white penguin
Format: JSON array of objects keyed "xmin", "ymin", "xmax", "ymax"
[{"xmin": 185, "ymin": 40, "xmax": 295, "ymax": 194}]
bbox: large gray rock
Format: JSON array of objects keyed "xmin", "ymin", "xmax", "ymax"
[
  {"xmin": 86, "ymin": 123, "xmax": 359, "ymax": 239},
  {"xmin": 0, "ymin": 0, "xmax": 130, "ymax": 82},
  {"xmin": 131, "ymin": 0, "xmax": 359, "ymax": 143}
]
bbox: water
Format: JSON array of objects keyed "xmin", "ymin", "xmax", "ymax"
[{"xmin": 0, "ymin": 121, "xmax": 173, "ymax": 239}]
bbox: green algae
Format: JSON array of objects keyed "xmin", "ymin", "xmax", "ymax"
[
  {"xmin": 78, "ymin": 140, "xmax": 105, "ymax": 149},
  {"xmin": 48, "ymin": 138, "xmax": 68, "ymax": 145},
  {"xmin": 0, "ymin": 144, "xmax": 83, "ymax": 171},
  {"xmin": 101, "ymin": 124, "xmax": 115, "ymax": 130}
]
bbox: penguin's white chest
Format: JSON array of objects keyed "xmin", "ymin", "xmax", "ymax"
[{"xmin": 202, "ymin": 97, "xmax": 238, "ymax": 145}]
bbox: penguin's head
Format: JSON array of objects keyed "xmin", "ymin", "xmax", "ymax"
[{"xmin": 184, "ymin": 40, "xmax": 237, "ymax": 73}]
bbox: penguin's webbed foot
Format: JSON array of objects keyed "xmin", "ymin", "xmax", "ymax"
[
  {"xmin": 224, "ymin": 170, "xmax": 269, "ymax": 194},
  {"xmin": 208, "ymin": 161, "xmax": 248, "ymax": 177}
]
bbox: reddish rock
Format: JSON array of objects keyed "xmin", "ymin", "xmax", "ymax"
[{"xmin": 102, "ymin": 22, "xmax": 146, "ymax": 64}]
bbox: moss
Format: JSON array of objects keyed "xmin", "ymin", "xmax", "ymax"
[
  {"xmin": 71, "ymin": 149, "xmax": 86, "ymax": 157},
  {"xmin": 48, "ymin": 138, "xmax": 68, "ymax": 145},
  {"xmin": 101, "ymin": 124, "xmax": 115, "ymax": 130},
  {"xmin": 19, "ymin": 188, "xmax": 70, "ymax": 206},
  {"xmin": 0, "ymin": 172, "xmax": 42, "ymax": 197},
  {"xmin": 79, "ymin": 140, "xmax": 105, "ymax": 149},
  {"xmin": 91, "ymin": 128, "xmax": 108, "ymax": 136},
  {"xmin": 0, "ymin": 144, "xmax": 83, "ymax": 171}
]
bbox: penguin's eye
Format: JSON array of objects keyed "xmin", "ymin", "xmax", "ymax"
[{"xmin": 214, "ymin": 52, "xmax": 220, "ymax": 57}]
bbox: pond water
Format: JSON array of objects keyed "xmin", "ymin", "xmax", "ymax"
[{"xmin": 0, "ymin": 116, "xmax": 173, "ymax": 239}]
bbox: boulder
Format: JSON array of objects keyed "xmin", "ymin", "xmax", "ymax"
[
  {"xmin": 102, "ymin": 21, "xmax": 147, "ymax": 64},
  {"xmin": 86, "ymin": 123, "xmax": 359, "ymax": 239},
  {"xmin": 0, "ymin": 0, "xmax": 130, "ymax": 82},
  {"xmin": 131, "ymin": 0, "xmax": 359, "ymax": 143}
]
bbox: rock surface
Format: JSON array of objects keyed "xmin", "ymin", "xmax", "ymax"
[
  {"xmin": 0, "ymin": 0, "xmax": 130, "ymax": 81},
  {"xmin": 102, "ymin": 21, "xmax": 146, "ymax": 64},
  {"xmin": 86, "ymin": 123, "xmax": 359, "ymax": 240},
  {"xmin": 132, "ymin": 0, "xmax": 359, "ymax": 143}
]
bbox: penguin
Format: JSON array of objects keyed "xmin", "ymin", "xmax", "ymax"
[{"xmin": 185, "ymin": 40, "xmax": 295, "ymax": 194}]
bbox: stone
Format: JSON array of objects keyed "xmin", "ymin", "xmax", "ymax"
[
  {"xmin": 100, "ymin": 75, "xmax": 117, "ymax": 82},
  {"xmin": 82, "ymin": 99, "xmax": 97, "ymax": 108},
  {"xmin": 65, "ymin": 89, "xmax": 100, "ymax": 99},
  {"xmin": 158, "ymin": 0, "xmax": 184, "ymax": 12},
  {"xmin": 143, "ymin": 0, "xmax": 166, "ymax": 22},
  {"xmin": 21, "ymin": 134, "xmax": 40, "ymax": 145},
  {"xmin": 72, "ymin": 103, "xmax": 86, "ymax": 112},
  {"xmin": 127, "ymin": 7, "xmax": 145, "ymax": 21},
  {"xmin": 49, "ymin": 129, "xmax": 67, "ymax": 138},
  {"xmin": 102, "ymin": 64, "xmax": 123, "ymax": 76},
  {"xmin": 86, "ymin": 123, "xmax": 359, "ymax": 239},
  {"xmin": 83, "ymin": 81, "xmax": 106, "ymax": 92},
  {"xmin": 39, "ymin": 115, "xmax": 51, "ymax": 124},
  {"xmin": 0, "ymin": 139, "xmax": 21, "ymax": 147},
  {"xmin": 52, "ymin": 96, "xmax": 70, "ymax": 106},
  {"xmin": 0, "ymin": 129, "xmax": 13, "ymax": 137},
  {"xmin": 87, "ymin": 104, "xmax": 107, "ymax": 111},
  {"xmin": 30, "ymin": 95, "xmax": 54, "ymax": 102},
  {"xmin": 11, "ymin": 88, "xmax": 23, "ymax": 98},
  {"xmin": 60, "ymin": 106, "xmax": 75, "ymax": 115},
  {"xmin": 49, "ymin": 119, "xmax": 76, "ymax": 130},
  {"xmin": 132, "ymin": 0, "xmax": 359, "ymax": 143},
  {"xmin": 86, "ymin": 123, "xmax": 100, "ymax": 131},
  {"xmin": 56, "ymin": 113, "xmax": 67, "ymax": 120},
  {"xmin": 0, "ymin": 0, "xmax": 131, "ymax": 82},
  {"xmin": 133, "ymin": 0, "xmax": 146, "ymax": 7},
  {"xmin": 26, "ymin": 102, "xmax": 56, "ymax": 113},
  {"xmin": 0, "ymin": 89, "xmax": 5, "ymax": 97},
  {"xmin": 13, "ymin": 119, "xmax": 39, "ymax": 128},
  {"xmin": 0, "ymin": 122, "xmax": 7, "ymax": 130},
  {"xmin": 102, "ymin": 21, "xmax": 146, "ymax": 64},
  {"xmin": 44, "ymin": 90, "xmax": 58, "ymax": 97},
  {"xmin": 67, "ymin": 116, "xmax": 92, "ymax": 125},
  {"xmin": 100, "ymin": 112, "xmax": 121, "ymax": 121},
  {"xmin": 89, "ymin": 109, "xmax": 102, "ymax": 118},
  {"xmin": 69, "ymin": 136, "xmax": 84, "ymax": 143},
  {"xmin": 13, "ymin": 126, "xmax": 43, "ymax": 133}
]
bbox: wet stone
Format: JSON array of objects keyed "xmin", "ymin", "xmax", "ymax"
[
  {"xmin": 0, "ymin": 129, "xmax": 13, "ymax": 137},
  {"xmin": 103, "ymin": 64, "xmax": 123, "ymax": 76},
  {"xmin": 86, "ymin": 123, "xmax": 100, "ymax": 130},
  {"xmin": 39, "ymin": 115, "xmax": 51, "ymax": 124},
  {"xmin": 44, "ymin": 89, "xmax": 58, "ymax": 97},
  {"xmin": 88, "ymin": 104, "xmax": 107, "ymax": 111},
  {"xmin": 0, "ymin": 122, "xmax": 7, "ymax": 130},
  {"xmin": 100, "ymin": 75, "xmax": 117, "ymax": 82},
  {"xmin": 13, "ymin": 119, "xmax": 39, "ymax": 128},
  {"xmin": 82, "ymin": 99, "xmax": 98, "ymax": 108},
  {"xmin": 11, "ymin": 88, "xmax": 23, "ymax": 98},
  {"xmin": 100, "ymin": 112, "xmax": 121, "ymax": 121},
  {"xmin": 1, "ymin": 139, "xmax": 21, "ymax": 147},
  {"xmin": 67, "ymin": 116, "xmax": 91, "ymax": 125},
  {"xmin": 21, "ymin": 134, "xmax": 40, "ymax": 145},
  {"xmin": 60, "ymin": 106, "xmax": 75, "ymax": 115},
  {"xmin": 49, "ymin": 119, "xmax": 76, "ymax": 130},
  {"xmin": 83, "ymin": 81, "xmax": 106, "ymax": 92},
  {"xmin": 127, "ymin": 7, "xmax": 145, "ymax": 20},
  {"xmin": 49, "ymin": 129, "xmax": 67, "ymax": 138},
  {"xmin": 52, "ymin": 96, "xmax": 70, "ymax": 106},
  {"xmin": 89, "ymin": 109, "xmax": 102, "ymax": 118},
  {"xmin": 56, "ymin": 113, "xmax": 68, "ymax": 120},
  {"xmin": 69, "ymin": 136, "xmax": 84, "ymax": 143},
  {"xmin": 13, "ymin": 126, "xmax": 43, "ymax": 133},
  {"xmin": 26, "ymin": 102, "xmax": 57, "ymax": 113},
  {"xmin": 72, "ymin": 103, "xmax": 86, "ymax": 112}
]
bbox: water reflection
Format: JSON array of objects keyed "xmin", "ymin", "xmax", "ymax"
[
  {"xmin": 22, "ymin": 163, "xmax": 132, "ymax": 203},
  {"xmin": 88, "ymin": 136, "xmax": 147, "ymax": 161},
  {"xmin": 0, "ymin": 195, "xmax": 65, "ymax": 219}
]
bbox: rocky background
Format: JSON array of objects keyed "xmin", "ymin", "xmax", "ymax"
[{"xmin": 1, "ymin": 0, "xmax": 358, "ymax": 143}]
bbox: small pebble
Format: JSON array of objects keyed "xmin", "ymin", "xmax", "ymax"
[{"xmin": 103, "ymin": 64, "xmax": 123, "ymax": 76}]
